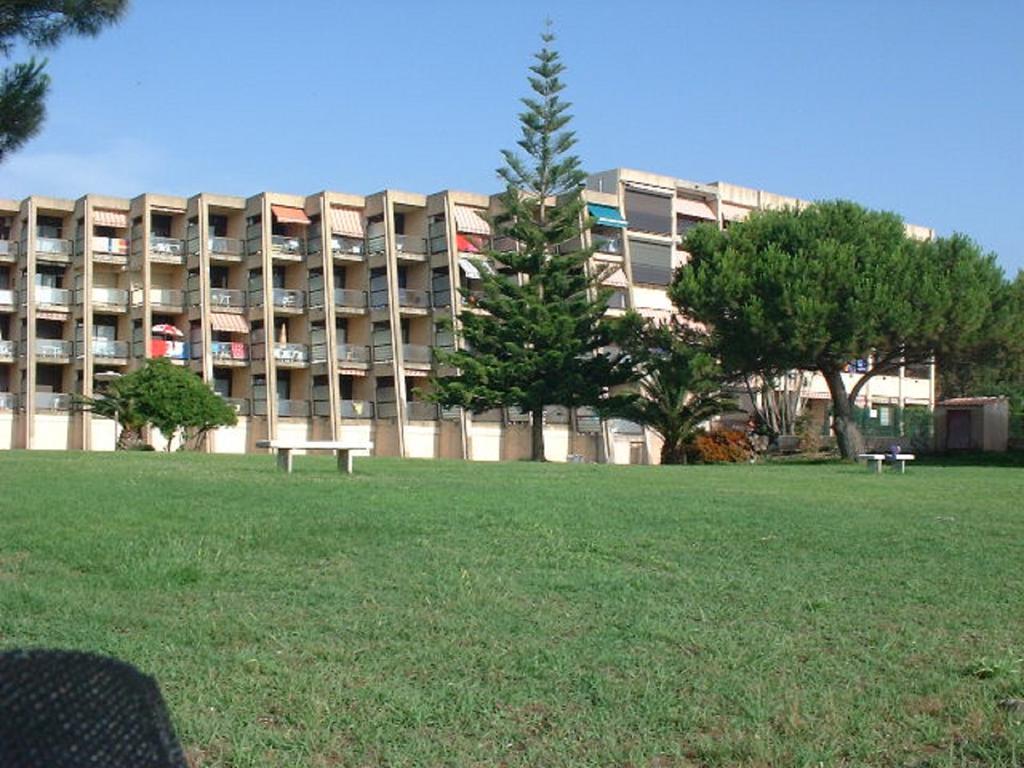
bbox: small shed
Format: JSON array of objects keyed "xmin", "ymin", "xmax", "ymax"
[{"xmin": 934, "ymin": 397, "xmax": 1009, "ymax": 452}]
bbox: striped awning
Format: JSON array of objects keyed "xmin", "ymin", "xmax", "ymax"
[
  {"xmin": 338, "ymin": 366, "xmax": 367, "ymax": 377},
  {"xmin": 719, "ymin": 203, "xmax": 752, "ymax": 222},
  {"xmin": 93, "ymin": 209, "xmax": 127, "ymax": 228},
  {"xmin": 458, "ymin": 257, "xmax": 481, "ymax": 280},
  {"xmin": 453, "ymin": 205, "xmax": 490, "ymax": 235},
  {"xmin": 209, "ymin": 312, "xmax": 249, "ymax": 333},
  {"xmin": 601, "ymin": 268, "xmax": 629, "ymax": 288},
  {"xmin": 271, "ymin": 204, "xmax": 311, "ymax": 225},
  {"xmin": 330, "ymin": 207, "xmax": 364, "ymax": 237},
  {"xmin": 676, "ymin": 198, "xmax": 716, "ymax": 220},
  {"xmin": 36, "ymin": 311, "xmax": 67, "ymax": 321}
]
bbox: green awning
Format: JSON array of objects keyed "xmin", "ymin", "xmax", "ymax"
[{"xmin": 587, "ymin": 203, "xmax": 627, "ymax": 229}]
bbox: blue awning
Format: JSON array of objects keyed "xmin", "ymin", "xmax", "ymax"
[{"xmin": 587, "ymin": 203, "xmax": 627, "ymax": 229}]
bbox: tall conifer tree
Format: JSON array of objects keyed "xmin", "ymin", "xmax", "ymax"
[{"xmin": 430, "ymin": 28, "xmax": 631, "ymax": 461}]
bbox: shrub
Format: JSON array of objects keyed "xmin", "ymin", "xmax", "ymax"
[{"xmin": 690, "ymin": 428, "xmax": 753, "ymax": 463}]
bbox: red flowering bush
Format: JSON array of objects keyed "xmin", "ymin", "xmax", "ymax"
[{"xmin": 690, "ymin": 428, "xmax": 754, "ymax": 463}]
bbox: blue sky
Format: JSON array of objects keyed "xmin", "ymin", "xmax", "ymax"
[{"xmin": 1, "ymin": 0, "xmax": 1021, "ymax": 273}]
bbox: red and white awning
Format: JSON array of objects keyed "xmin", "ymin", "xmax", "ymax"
[
  {"xmin": 271, "ymin": 204, "xmax": 311, "ymax": 225},
  {"xmin": 93, "ymin": 209, "xmax": 127, "ymax": 228},
  {"xmin": 453, "ymin": 206, "xmax": 490, "ymax": 235},
  {"xmin": 329, "ymin": 207, "xmax": 364, "ymax": 237}
]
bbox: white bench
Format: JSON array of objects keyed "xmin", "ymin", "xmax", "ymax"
[
  {"xmin": 858, "ymin": 452, "xmax": 916, "ymax": 474},
  {"xmin": 256, "ymin": 440, "xmax": 373, "ymax": 474}
]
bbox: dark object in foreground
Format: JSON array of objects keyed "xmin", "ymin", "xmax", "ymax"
[{"xmin": 0, "ymin": 649, "xmax": 187, "ymax": 768}]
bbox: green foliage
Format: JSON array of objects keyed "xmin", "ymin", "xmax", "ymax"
[
  {"xmin": 0, "ymin": 0, "xmax": 128, "ymax": 162},
  {"xmin": 78, "ymin": 358, "xmax": 237, "ymax": 450},
  {"xmin": 673, "ymin": 202, "xmax": 1006, "ymax": 458},
  {"xmin": 430, "ymin": 28, "xmax": 633, "ymax": 459},
  {"xmin": 610, "ymin": 315, "xmax": 733, "ymax": 464}
]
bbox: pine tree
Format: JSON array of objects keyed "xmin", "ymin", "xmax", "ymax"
[{"xmin": 430, "ymin": 28, "xmax": 632, "ymax": 461}]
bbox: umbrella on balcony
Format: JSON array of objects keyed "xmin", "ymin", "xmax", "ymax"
[
  {"xmin": 151, "ymin": 323, "xmax": 183, "ymax": 338},
  {"xmin": 278, "ymin": 323, "xmax": 287, "ymax": 344}
]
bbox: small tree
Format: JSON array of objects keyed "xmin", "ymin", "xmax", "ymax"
[
  {"xmin": 78, "ymin": 358, "xmax": 237, "ymax": 451},
  {"xmin": 673, "ymin": 202, "xmax": 1005, "ymax": 459},
  {"xmin": 430, "ymin": 28, "xmax": 632, "ymax": 460},
  {"xmin": 1, "ymin": 1, "xmax": 129, "ymax": 163},
  {"xmin": 611, "ymin": 317, "xmax": 733, "ymax": 465}
]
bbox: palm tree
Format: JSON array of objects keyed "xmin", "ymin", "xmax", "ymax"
[{"xmin": 612, "ymin": 318, "xmax": 733, "ymax": 464}]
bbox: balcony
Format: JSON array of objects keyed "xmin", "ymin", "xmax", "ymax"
[
  {"xmin": 91, "ymin": 236, "xmax": 129, "ymax": 264},
  {"xmin": 339, "ymin": 399, "xmax": 374, "ymax": 419},
  {"xmin": 395, "ymin": 235, "xmax": 427, "ymax": 260},
  {"xmin": 334, "ymin": 288, "xmax": 367, "ymax": 313},
  {"xmin": 0, "ymin": 288, "xmax": 14, "ymax": 310},
  {"xmin": 0, "ymin": 339, "xmax": 14, "ymax": 361},
  {"xmin": 221, "ymin": 397, "xmax": 250, "ymax": 416},
  {"xmin": 606, "ymin": 290, "xmax": 628, "ymax": 310},
  {"xmin": 337, "ymin": 343, "xmax": 371, "ymax": 364},
  {"xmin": 593, "ymin": 234, "xmax": 624, "ymax": 258},
  {"xmin": 149, "ymin": 236, "xmax": 186, "ymax": 264},
  {"xmin": 0, "ymin": 392, "xmax": 14, "ymax": 410},
  {"xmin": 402, "ymin": 344, "xmax": 432, "ymax": 366},
  {"xmin": 273, "ymin": 342, "xmax": 309, "ymax": 367},
  {"xmin": 34, "ymin": 392, "xmax": 72, "ymax": 411},
  {"xmin": 33, "ymin": 338, "xmax": 73, "ymax": 361},
  {"xmin": 331, "ymin": 235, "xmax": 365, "ymax": 260},
  {"xmin": 36, "ymin": 237, "xmax": 72, "ymax": 263},
  {"xmin": 148, "ymin": 288, "xmax": 185, "ymax": 312},
  {"xmin": 147, "ymin": 339, "xmax": 189, "ymax": 361},
  {"xmin": 34, "ymin": 286, "xmax": 72, "ymax": 309},
  {"xmin": 210, "ymin": 287, "xmax": 247, "ymax": 311},
  {"xmin": 276, "ymin": 399, "xmax": 310, "ymax": 418},
  {"xmin": 90, "ymin": 287, "xmax": 129, "ymax": 311},
  {"xmin": 0, "ymin": 239, "xmax": 15, "ymax": 262},
  {"xmin": 209, "ymin": 341, "xmax": 249, "ymax": 365},
  {"xmin": 209, "ymin": 237, "xmax": 245, "ymax": 262},
  {"xmin": 406, "ymin": 400, "xmax": 438, "ymax": 421},
  {"xmin": 397, "ymin": 288, "xmax": 430, "ymax": 312},
  {"xmin": 270, "ymin": 235, "xmax": 305, "ymax": 261},
  {"xmin": 82, "ymin": 338, "xmax": 129, "ymax": 361},
  {"xmin": 272, "ymin": 288, "xmax": 305, "ymax": 313}
]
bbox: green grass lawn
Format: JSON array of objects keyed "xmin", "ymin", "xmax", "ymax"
[{"xmin": 1, "ymin": 452, "xmax": 1022, "ymax": 767}]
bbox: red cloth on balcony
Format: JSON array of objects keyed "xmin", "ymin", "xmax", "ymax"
[
  {"xmin": 456, "ymin": 234, "xmax": 480, "ymax": 253},
  {"xmin": 150, "ymin": 339, "xmax": 167, "ymax": 357},
  {"xmin": 230, "ymin": 342, "xmax": 246, "ymax": 360}
]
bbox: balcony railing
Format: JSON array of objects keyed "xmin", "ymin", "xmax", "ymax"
[
  {"xmin": 36, "ymin": 237, "xmax": 72, "ymax": 258},
  {"xmin": 221, "ymin": 397, "xmax": 250, "ymax": 416},
  {"xmin": 334, "ymin": 288, "xmax": 367, "ymax": 310},
  {"xmin": 273, "ymin": 342, "xmax": 308, "ymax": 364},
  {"xmin": 376, "ymin": 400, "xmax": 398, "ymax": 418},
  {"xmin": 271, "ymin": 235, "xmax": 305, "ymax": 258},
  {"xmin": 0, "ymin": 339, "xmax": 15, "ymax": 359},
  {"xmin": 150, "ymin": 236, "xmax": 185, "ymax": 262},
  {"xmin": 34, "ymin": 392, "xmax": 72, "ymax": 411},
  {"xmin": 0, "ymin": 288, "xmax": 14, "ymax": 306},
  {"xmin": 92, "ymin": 236, "xmax": 129, "ymax": 258},
  {"xmin": 340, "ymin": 399, "xmax": 374, "ymax": 419},
  {"xmin": 0, "ymin": 240, "xmax": 15, "ymax": 259},
  {"xmin": 276, "ymin": 399, "xmax": 310, "ymax": 418},
  {"xmin": 272, "ymin": 288, "xmax": 305, "ymax": 311},
  {"xmin": 0, "ymin": 392, "xmax": 14, "ymax": 410},
  {"xmin": 210, "ymin": 341, "xmax": 248, "ymax": 363},
  {"xmin": 402, "ymin": 344, "xmax": 432, "ymax": 365},
  {"xmin": 366, "ymin": 235, "xmax": 386, "ymax": 255},
  {"xmin": 397, "ymin": 289, "xmax": 430, "ymax": 309},
  {"xmin": 91, "ymin": 287, "xmax": 129, "ymax": 308},
  {"xmin": 148, "ymin": 288, "xmax": 184, "ymax": 309},
  {"xmin": 146, "ymin": 339, "xmax": 189, "ymax": 360},
  {"xmin": 85, "ymin": 338, "xmax": 129, "ymax": 359},
  {"xmin": 331, "ymin": 236, "xmax": 364, "ymax": 257},
  {"xmin": 593, "ymin": 234, "xmax": 623, "ymax": 256},
  {"xmin": 210, "ymin": 287, "xmax": 246, "ymax": 310},
  {"xmin": 406, "ymin": 401, "xmax": 438, "ymax": 420},
  {"xmin": 337, "ymin": 343, "xmax": 371, "ymax": 364},
  {"xmin": 395, "ymin": 235, "xmax": 427, "ymax": 257},
  {"xmin": 209, "ymin": 237, "xmax": 244, "ymax": 258},
  {"xmin": 34, "ymin": 286, "xmax": 71, "ymax": 307},
  {"xmin": 34, "ymin": 338, "xmax": 73, "ymax": 359}
]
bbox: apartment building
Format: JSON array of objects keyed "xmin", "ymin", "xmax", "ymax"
[{"xmin": 0, "ymin": 168, "xmax": 936, "ymax": 462}]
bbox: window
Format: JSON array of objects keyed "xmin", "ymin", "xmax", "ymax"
[
  {"xmin": 629, "ymin": 239, "xmax": 673, "ymax": 286},
  {"xmin": 151, "ymin": 214, "xmax": 173, "ymax": 238},
  {"xmin": 208, "ymin": 214, "xmax": 228, "ymax": 238},
  {"xmin": 624, "ymin": 190, "xmax": 672, "ymax": 235}
]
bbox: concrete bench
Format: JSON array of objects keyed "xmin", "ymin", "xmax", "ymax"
[
  {"xmin": 858, "ymin": 452, "xmax": 916, "ymax": 474},
  {"xmin": 256, "ymin": 439, "xmax": 373, "ymax": 475}
]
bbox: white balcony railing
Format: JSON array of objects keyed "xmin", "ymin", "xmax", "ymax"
[
  {"xmin": 88, "ymin": 338, "xmax": 129, "ymax": 359},
  {"xmin": 273, "ymin": 343, "xmax": 308, "ymax": 364},
  {"xmin": 0, "ymin": 240, "xmax": 15, "ymax": 258},
  {"xmin": 210, "ymin": 287, "xmax": 246, "ymax": 310},
  {"xmin": 36, "ymin": 237, "xmax": 72, "ymax": 257},
  {"xmin": 35, "ymin": 286, "xmax": 71, "ymax": 306},
  {"xmin": 272, "ymin": 288, "xmax": 305, "ymax": 310},
  {"xmin": 34, "ymin": 392, "xmax": 72, "ymax": 411},
  {"xmin": 92, "ymin": 236, "xmax": 129, "ymax": 257},
  {"xmin": 0, "ymin": 392, "xmax": 15, "ymax": 410},
  {"xmin": 0, "ymin": 288, "xmax": 14, "ymax": 306},
  {"xmin": 337, "ymin": 343, "xmax": 371, "ymax": 363},
  {"xmin": 271, "ymin": 235, "xmax": 305, "ymax": 258},
  {"xmin": 331, "ymin": 236, "xmax": 364, "ymax": 256},
  {"xmin": 34, "ymin": 339, "xmax": 73, "ymax": 358},
  {"xmin": 0, "ymin": 339, "xmax": 15, "ymax": 358},
  {"xmin": 149, "ymin": 288, "xmax": 184, "ymax": 308},
  {"xmin": 91, "ymin": 287, "xmax": 129, "ymax": 307},
  {"xmin": 209, "ymin": 237, "xmax": 244, "ymax": 257},
  {"xmin": 150, "ymin": 236, "xmax": 185, "ymax": 261},
  {"xmin": 395, "ymin": 235, "xmax": 427, "ymax": 256}
]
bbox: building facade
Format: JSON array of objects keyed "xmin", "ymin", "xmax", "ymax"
[{"xmin": 0, "ymin": 168, "xmax": 936, "ymax": 462}]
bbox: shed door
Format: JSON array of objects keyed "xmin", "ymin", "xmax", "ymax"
[{"xmin": 946, "ymin": 409, "xmax": 972, "ymax": 450}]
